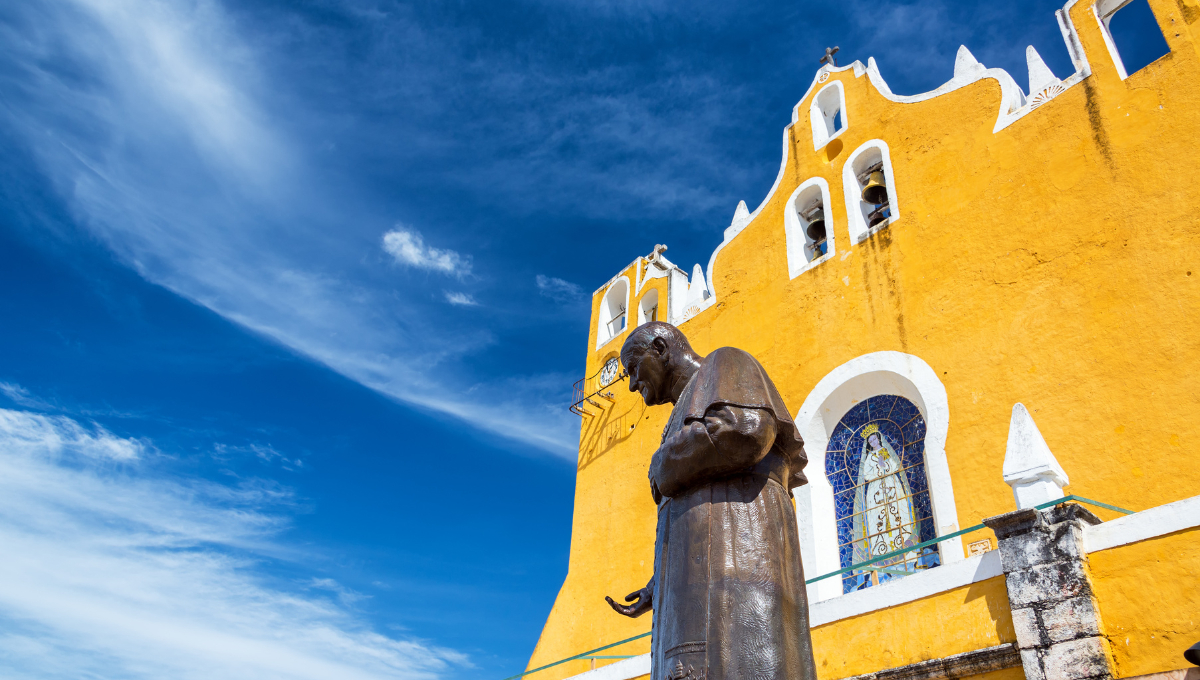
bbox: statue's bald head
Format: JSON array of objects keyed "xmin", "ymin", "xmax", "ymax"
[
  {"xmin": 620, "ymin": 322, "xmax": 692, "ymax": 367},
  {"xmin": 620, "ymin": 322, "xmax": 702, "ymax": 406}
]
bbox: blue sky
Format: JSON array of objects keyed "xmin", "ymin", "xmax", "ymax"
[{"xmin": 0, "ymin": 0, "xmax": 1170, "ymax": 678}]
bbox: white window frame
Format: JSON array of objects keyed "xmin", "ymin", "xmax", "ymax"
[
  {"xmin": 842, "ymin": 139, "xmax": 901, "ymax": 245},
  {"xmin": 809, "ymin": 81, "xmax": 849, "ymax": 151},
  {"xmin": 783, "ymin": 178, "xmax": 836, "ymax": 279},
  {"xmin": 792, "ymin": 351, "xmax": 963, "ymax": 604},
  {"xmin": 595, "ymin": 277, "xmax": 631, "ymax": 349}
]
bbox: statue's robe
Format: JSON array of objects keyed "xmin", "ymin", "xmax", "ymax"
[{"xmin": 649, "ymin": 347, "xmax": 816, "ymax": 680}]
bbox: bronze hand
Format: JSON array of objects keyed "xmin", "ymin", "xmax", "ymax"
[{"xmin": 605, "ymin": 585, "xmax": 652, "ymax": 618}]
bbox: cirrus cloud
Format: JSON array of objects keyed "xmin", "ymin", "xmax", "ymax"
[
  {"xmin": 0, "ymin": 404, "xmax": 468, "ymax": 680},
  {"xmin": 535, "ymin": 275, "xmax": 582, "ymax": 304},
  {"xmin": 382, "ymin": 228, "xmax": 471, "ymax": 278}
]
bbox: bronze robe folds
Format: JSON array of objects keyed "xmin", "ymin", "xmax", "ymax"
[{"xmin": 649, "ymin": 348, "xmax": 816, "ymax": 680}]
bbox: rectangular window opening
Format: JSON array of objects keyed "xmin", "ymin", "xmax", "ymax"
[
  {"xmin": 1106, "ymin": 0, "xmax": 1171, "ymax": 77},
  {"xmin": 832, "ymin": 109, "xmax": 843, "ymax": 132}
]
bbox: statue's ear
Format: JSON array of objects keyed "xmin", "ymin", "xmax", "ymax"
[{"xmin": 650, "ymin": 336, "xmax": 669, "ymax": 356}]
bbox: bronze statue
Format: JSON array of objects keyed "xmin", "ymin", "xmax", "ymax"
[{"xmin": 606, "ymin": 322, "xmax": 817, "ymax": 680}]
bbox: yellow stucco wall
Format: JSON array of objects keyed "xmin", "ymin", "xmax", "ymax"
[
  {"xmin": 527, "ymin": 0, "xmax": 1200, "ymax": 677},
  {"xmin": 1089, "ymin": 527, "xmax": 1200, "ymax": 678},
  {"xmin": 812, "ymin": 576, "xmax": 1015, "ymax": 679}
]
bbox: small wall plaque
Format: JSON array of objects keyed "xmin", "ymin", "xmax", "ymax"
[{"xmin": 967, "ymin": 538, "xmax": 993, "ymax": 556}]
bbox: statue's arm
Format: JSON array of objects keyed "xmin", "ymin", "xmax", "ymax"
[
  {"xmin": 606, "ymin": 575, "xmax": 654, "ymax": 618},
  {"xmin": 650, "ymin": 405, "xmax": 777, "ymax": 498}
]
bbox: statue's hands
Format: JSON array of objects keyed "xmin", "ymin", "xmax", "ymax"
[{"xmin": 605, "ymin": 586, "xmax": 652, "ymax": 618}]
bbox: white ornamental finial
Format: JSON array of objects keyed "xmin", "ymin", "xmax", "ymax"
[
  {"xmin": 953, "ymin": 45, "xmax": 984, "ymax": 80},
  {"xmin": 724, "ymin": 200, "xmax": 752, "ymax": 240},
  {"xmin": 686, "ymin": 263, "xmax": 710, "ymax": 305},
  {"xmin": 1002, "ymin": 403, "xmax": 1069, "ymax": 509},
  {"xmin": 1025, "ymin": 45, "xmax": 1061, "ymax": 94}
]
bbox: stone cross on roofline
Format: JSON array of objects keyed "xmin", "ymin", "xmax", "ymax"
[
  {"xmin": 820, "ymin": 46, "xmax": 839, "ymax": 67},
  {"xmin": 647, "ymin": 243, "xmax": 670, "ymax": 270}
]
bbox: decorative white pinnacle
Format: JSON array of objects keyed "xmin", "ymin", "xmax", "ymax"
[
  {"xmin": 1025, "ymin": 45, "xmax": 1061, "ymax": 94},
  {"xmin": 724, "ymin": 200, "xmax": 752, "ymax": 240},
  {"xmin": 686, "ymin": 263, "xmax": 710, "ymax": 305},
  {"xmin": 1003, "ymin": 403, "xmax": 1070, "ymax": 509},
  {"xmin": 953, "ymin": 45, "xmax": 985, "ymax": 80},
  {"xmin": 731, "ymin": 200, "xmax": 750, "ymax": 227}
]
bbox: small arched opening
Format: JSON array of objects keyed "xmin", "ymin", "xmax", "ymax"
[
  {"xmin": 596, "ymin": 278, "xmax": 630, "ymax": 348},
  {"xmin": 843, "ymin": 140, "xmax": 900, "ymax": 244},
  {"xmin": 810, "ymin": 81, "xmax": 848, "ymax": 150},
  {"xmin": 784, "ymin": 178, "xmax": 835, "ymax": 278},
  {"xmin": 638, "ymin": 288, "xmax": 659, "ymax": 325}
]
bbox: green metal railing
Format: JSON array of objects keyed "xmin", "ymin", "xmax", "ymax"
[
  {"xmin": 806, "ymin": 494, "xmax": 1131, "ymax": 585},
  {"xmin": 501, "ymin": 632, "xmax": 651, "ymax": 680},
  {"xmin": 503, "ymin": 495, "xmax": 1133, "ymax": 680}
]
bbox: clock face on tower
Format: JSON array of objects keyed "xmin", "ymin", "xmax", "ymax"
[{"xmin": 598, "ymin": 357, "xmax": 620, "ymax": 387}]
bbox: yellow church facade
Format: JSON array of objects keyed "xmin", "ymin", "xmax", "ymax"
[{"xmin": 526, "ymin": 1, "xmax": 1200, "ymax": 680}]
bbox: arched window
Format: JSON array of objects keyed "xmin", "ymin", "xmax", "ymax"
[
  {"xmin": 792, "ymin": 352, "xmax": 961, "ymax": 603},
  {"xmin": 783, "ymin": 178, "xmax": 835, "ymax": 278},
  {"xmin": 638, "ymin": 288, "xmax": 659, "ymax": 325},
  {"xmin": 596, "ymin": 278, "xmax": 630, "ymax": 348},
  {"xmin": 809, "ymin": 81, "xmax": 848, "ymax": 150},
  {"xmin": 825, "ymin": 394, "xmax": 941, "ymax": 594},
  {"xmin": 1096, "ymin": 0, "xmax": 1171, "ymax": 80},
  {"xmin": 842, "ymin": 140, "xmax": 900, "ymax": 244}
]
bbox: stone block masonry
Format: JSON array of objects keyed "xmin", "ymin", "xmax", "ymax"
[{"xmin": 984, "ymin": 504, "xmax": 1112, "ymax": 680}]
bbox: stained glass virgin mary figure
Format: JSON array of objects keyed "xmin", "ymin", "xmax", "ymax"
[
  {"xmin": 850, "ymin": 422, "xmax": 920, "ymax": 585},
  {"xmin": 826, "ymin": 394, "xmax": 941, "ymax": 593}
]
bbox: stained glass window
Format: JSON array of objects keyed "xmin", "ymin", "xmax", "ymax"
[{"xmin": 825, "ymin": 394, "xmax": 941, "ymax": 594}]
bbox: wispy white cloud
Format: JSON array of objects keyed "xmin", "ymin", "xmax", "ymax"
[
  {"xmin": 213, "ymin": 442, "xmax": 305, "ymax": 470},
  {"xmin": 443, "ymin": 291, "xmax": 477, "ymax": 306},
  {"xmin": 307, "ymin": 578, "xmax": 371, "ymax": 606},
  {"xmin": 0, "ymin": 382, "xmax": 51, "ymax": 409},
  {"xmin": 536, "ymin": 275, "xmax": 582, "ymax": 304},
  {"xmin": 0, "ymin": 406, "xmax": 466, "ymax": 679},
  {"xmin": 0, "ymin": 408, "xmax": 146, "ymax": 461},
  {"xmin": 0, "ymin": 0, "xmax": 580, "ymax": 458},
  {"xmin": 383, "ymin": 228, "xmax": 472, "ymax": 278}
]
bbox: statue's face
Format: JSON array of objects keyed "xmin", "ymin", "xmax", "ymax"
[{"xmin": 623, "ymin": 341, "xmax": 670, "ymax": 406}]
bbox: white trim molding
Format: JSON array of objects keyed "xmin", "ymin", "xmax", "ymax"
[
  {"xmin": 563, "ymin": 654, "xmax": 650, "ymax": 680},
  {"xmin": 1083, "ymin": 494, "xmax": 1200, "ymax": 553},
  {"xmin": 843, "ymin": 140, "xmax": 901, "ymax": 245},
  {"xmin": 810, "ymin": 551, "xmax": 1002, "ymax": 626},
  {"xmin": 784, "ymin": 178, "xmax": 836, "ymax": 279},
  {"xmin": 793, "ymin": 351, "xmax": 962, "ymax": 603}
]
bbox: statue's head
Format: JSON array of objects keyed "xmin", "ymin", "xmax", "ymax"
[{"xmin": 620, "ymin": 321, "xmax": 697, "ymax": 406}]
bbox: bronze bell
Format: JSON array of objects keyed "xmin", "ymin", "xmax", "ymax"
[
  {"xmin": 805, "ymin": 217, "xmax": 826, "ymax": 242},
  {"xmin": 867, "ymin": 207, "xmax": 888, "ymax": 228},
  {"xmin": 861, "ymin": 171, "xmax": 888, "ymax": 205}
]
